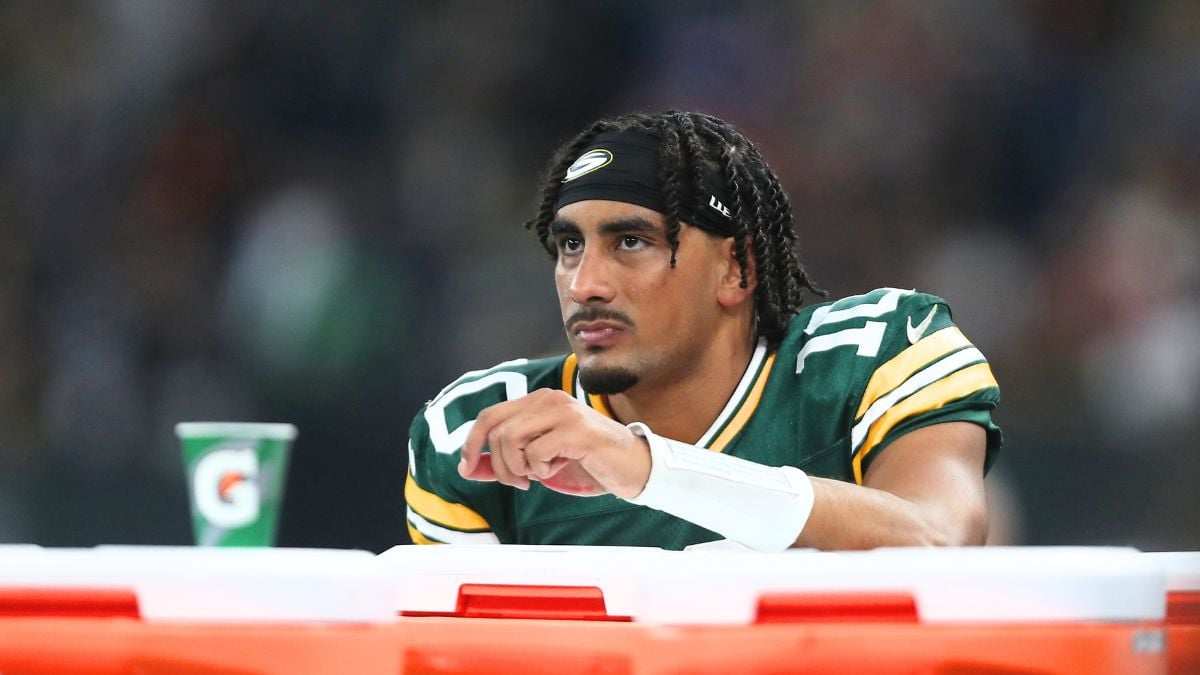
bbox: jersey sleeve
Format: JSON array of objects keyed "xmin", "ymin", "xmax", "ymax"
[
  {"xmin": 405, "ymin": 430, "xmax": 502, "ymax": 545},
  {"xmin": 404, "ymin": 359, "xmax": 542, "ymax": 545},
  {"xmin": 797, "ymin": 288, "xmax": 1001, "ymax": 484},
  {"xmin": 853, "ymin": 289, "xmax": 1001, "ymax": 482},
  {"xmin": 403, "ymin": 355, "xmax": 566, "ymax": 542}
]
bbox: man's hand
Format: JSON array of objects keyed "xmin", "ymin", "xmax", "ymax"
[{"xmin": 457, "ymin": 389, "xmax": 651, "ymax": 498}]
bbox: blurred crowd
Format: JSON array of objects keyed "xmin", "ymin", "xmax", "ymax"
[{"xmin": 1, "ymin": 1, "xmax": 1196, "ymax": 552}]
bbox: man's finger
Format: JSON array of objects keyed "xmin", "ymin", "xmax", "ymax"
[
  {"xmin": 458, "ymin": 390, "xmax": 573, "ymax": 487},
  {"xmin": 523, "ymin": 433, "xmax": 602, "ymax": 496},
  {"xmin": 492, "ymin": 403, "xmax": 568, "ymax": 487},
  {"xmin": 458, "ymin": 455, "xmax": 497, "ymax": 481},
  {"xmin": 489, "ymin": 441, "xmax": 530, "ymax": 490},
  {"xmin": 461, "ymin": 398, "xmax": 527, "ymax": 475},
  {"xmin": 522, "ymin": 433, "xmax": 568, "ymax": 479}
]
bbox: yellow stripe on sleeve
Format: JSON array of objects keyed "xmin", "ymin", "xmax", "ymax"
[
  {"xmin": 404, "ymin": 472, "xmax": 491, "ymax": 532},
  {"xmin": 407, "ymin": 523, "xmax": 439, "ymax": 545},
  {"xmin": 856, "ymin": 327, "xmax": 973, "ymax": 420},
  {"xmin": 852, "ymin": 362, "xmax": 998, "ymax": 484}
]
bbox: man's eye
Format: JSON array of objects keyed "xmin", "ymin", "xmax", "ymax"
[
  {"xmin": 559, "ymin": 237, "xmax": 583, "ymax": 253},
  {"xmin": 619, "ymin": 236, "xmax": 645, "ymax": 250}
]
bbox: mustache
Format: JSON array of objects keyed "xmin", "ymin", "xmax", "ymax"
[{"xmin": 565, "ymin": 307, "xmax": 634, "ymax": 332}]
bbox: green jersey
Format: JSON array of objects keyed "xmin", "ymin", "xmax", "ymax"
[{"xmin": 405, "ymin": 288, "xmax": 1001, "ymax": 549}]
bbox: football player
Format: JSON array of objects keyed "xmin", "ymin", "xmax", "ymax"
[{"xmin": 405, "ymin": 111, "xmax": 1001, "ymax": 551}]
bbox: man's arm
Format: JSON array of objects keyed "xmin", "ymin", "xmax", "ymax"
[
  {"xmin": 799, "ymin": 421, "xmax": 989, "ymax": 549},
  {"xmin": 459, "ymin": 390, "xmax": 990, "ymax": 550}
]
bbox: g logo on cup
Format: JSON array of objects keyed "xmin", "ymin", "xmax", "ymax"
[{"xmin": 193, "ymin": 447, "xmax": 260, "ymax": 529}]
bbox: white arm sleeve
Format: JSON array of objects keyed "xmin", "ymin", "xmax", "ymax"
[{"xmin": 624, "ymin": 422, "xmax": 815, "ymax": 553}]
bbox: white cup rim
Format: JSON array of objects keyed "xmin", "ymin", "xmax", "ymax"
[{"xmin": 174, "ymin": 422, "xmax": 298, "ymax": 441}]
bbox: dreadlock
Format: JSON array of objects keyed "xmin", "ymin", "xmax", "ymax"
[{"xmin": 526, "ymin": 111, "xmax": 825, "ymax": 348}]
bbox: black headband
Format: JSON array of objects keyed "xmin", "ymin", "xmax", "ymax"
[{"xmin": 553, "ymin": 130, "xmax": 736, "ymax": 236}]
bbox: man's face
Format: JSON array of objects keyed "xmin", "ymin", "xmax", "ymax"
[{"xmin": 551, "ymin": 199, "xmax": 731, "ymax": 395}]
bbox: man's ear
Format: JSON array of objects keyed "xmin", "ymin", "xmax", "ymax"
[{"xmin": 716, "ymin": 237, "xmax": 757, "ymax": 309}]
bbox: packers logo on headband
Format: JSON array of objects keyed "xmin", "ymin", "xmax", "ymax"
[{"xmin": 563, "ymin": 149, "xmax": 613, "ymax": 182}]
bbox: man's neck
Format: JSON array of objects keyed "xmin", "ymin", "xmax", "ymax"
[{"xmin": 604, "ymin": 328, "xmax": 758, "ymax": 444}]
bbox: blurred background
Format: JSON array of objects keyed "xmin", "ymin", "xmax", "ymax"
[{"xmin": 1, "ymin": 0, "xmax": 1197, "ymax": 553}]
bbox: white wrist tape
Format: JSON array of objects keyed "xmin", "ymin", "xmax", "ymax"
[{"xmin": 624, "ymin": 422, "xmax": 815, "ymax": 553}]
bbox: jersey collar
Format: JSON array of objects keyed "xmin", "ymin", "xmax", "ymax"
[{"xmin": 561, "ymin": 339, "xmax": 775, "ymax": 452}]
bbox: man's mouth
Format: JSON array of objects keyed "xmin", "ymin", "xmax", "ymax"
[
  {"xmin": 573, "ymin": 322, "xmax": 625, "ymax": 348},
  {"xmin": 565, "ymin": 308, "xmax": 633, "ymax": 349}
]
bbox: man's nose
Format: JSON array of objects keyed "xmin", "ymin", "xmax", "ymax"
[{"xmin": 568, "ymin": 248, "xmax": 616, "ymax": 304}]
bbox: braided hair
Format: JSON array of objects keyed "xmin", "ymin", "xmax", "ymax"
[{"xmin": 526, "ymin": 111, "xmax": 825, "ymax": 347}]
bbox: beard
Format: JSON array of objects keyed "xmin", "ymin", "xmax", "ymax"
[{"xmin": 578, "ymin": 365, "xmax": 640, "ymax": 395}]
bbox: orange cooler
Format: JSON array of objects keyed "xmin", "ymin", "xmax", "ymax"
[
  {"xmin": 379, "ymin": 545, "xmax": 1169, "ymax": 674},
  {"xmin": 0, "ymin": 544, "xmax": 1181, "ymax": 674},
  {"xmin": 0, "ymin": 546, "xmax": 401, "ymax": 675},
  {"xmin": 1145, "ymin": 552, "xmax": 1200, "ymax": 674}
]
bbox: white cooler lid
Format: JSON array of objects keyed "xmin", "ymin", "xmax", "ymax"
[
  {"xmin": 1143, "ymin": 551, "xmax": 1200, "ymax": 591},
  {"xmin": 379, "ymin": 544, "xmax": 662, "ymax": 619},
  {"xmin": 378, "ymin": 545, "xmax": 1166, "ymax": 625},
  {"xmin": 0, "ymin": 545, "xmax": 395, "ymax": 624}
]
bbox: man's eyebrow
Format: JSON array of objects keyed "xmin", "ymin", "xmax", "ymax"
[
  {"xmin": 549, "ymin": 218, "xmax": 580, "ymax": 236},
  {"xmin": 548, "ymin": 215, "xmax": 662, "ymax": 237},
  {"xmin": 598, "ymin": 216, "xmax": 660, "ymax": 236}
]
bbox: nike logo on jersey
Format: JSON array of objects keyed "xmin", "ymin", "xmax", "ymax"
[
  {"xmin": 906, "ymin": 306, "xmax": 937, "ymax": 344},
  {"xmin": 563, "ymin": 149, "xmax": 613, "ymax": 182}
]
